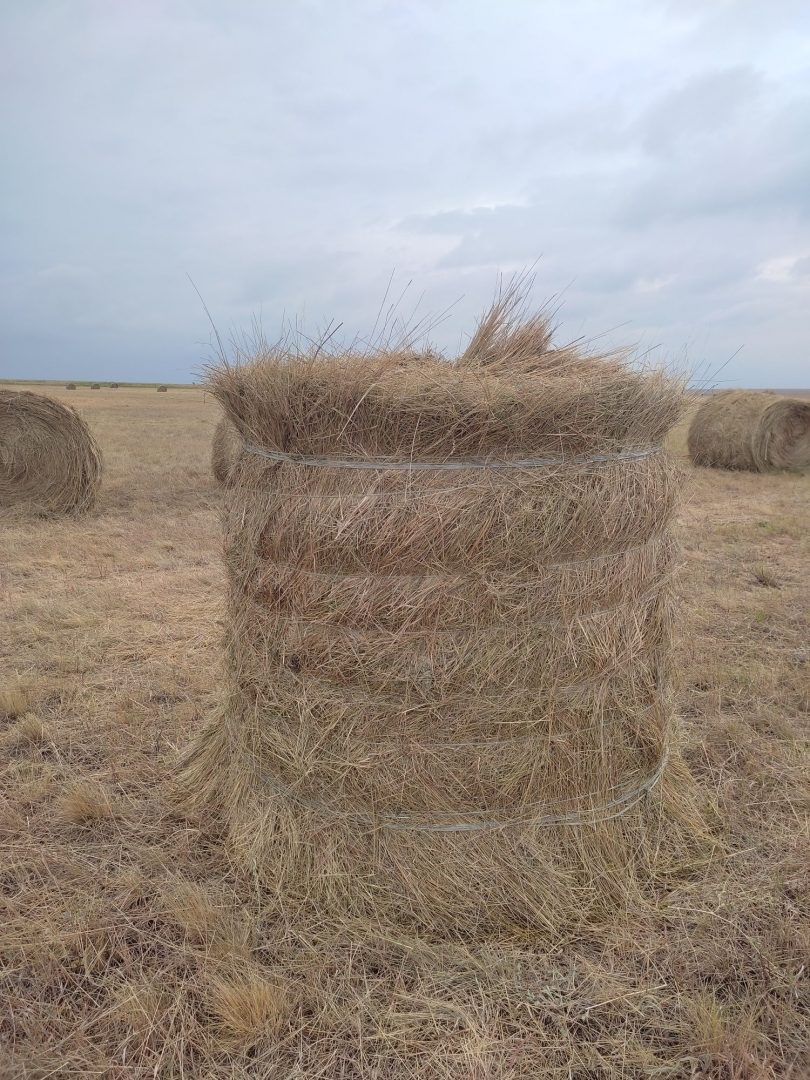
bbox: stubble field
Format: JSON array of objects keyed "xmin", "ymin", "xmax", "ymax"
[{"xmin": 1, "ymin": 383, "xmax": 808, "ymax": 1078}]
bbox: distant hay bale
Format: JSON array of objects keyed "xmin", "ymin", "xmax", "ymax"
[
  {"xmin": 688, "ymin": 390, "xmax": 810, "ymax": 472},
  {"xmin": 157, "ymin": 385, "xmax": 168, "ymax": 393},
  {"xmin": 109, "ymin": 382, "xmax": 119, "ymax": 389},
  {"xmin": 90, "ymin": 383, "xmax": 101, "ymax": 390},
  {"xmin": 65, "ymin": 383, "xmax": 77, "ymax": 390},
  {"xmin": 211, "ymin": 417, "xmax": 243, "ymax": 484},
  {"xmin": 0, "ymin": 390, "xmax": 102, "ymax": 515},
  {"xmin": 180, "ymin": 303, "xmax": 704, "ymax": 935}
]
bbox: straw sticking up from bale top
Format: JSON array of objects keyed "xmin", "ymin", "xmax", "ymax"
[
  {"xmin": 211, "ymin": 417, "xmax": 243, "ymax": 484},
  {"xmin": 688, "ymin": 389, "xmax": 810, "ymax": 472},
  {"xmin": 0, "ymin": 390, "xmax": 102, "ymax": 515},
  {"xmin": 180, "ymin": 299, "xmax": 705, "ymax": 935}
]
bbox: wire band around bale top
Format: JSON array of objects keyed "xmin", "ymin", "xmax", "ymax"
[
  {"xmin": 243, "ymin": 444, "xmax": 661, "ymax": 470},
  {"xmin": 254, "ymin": 750, "xmax": 669, "ymax": 832}
]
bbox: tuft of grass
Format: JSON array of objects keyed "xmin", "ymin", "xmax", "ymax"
[
  {"xmin": 752, "ymin": 563, "xmax": 780, "ymax": 588},
  {"xmin": 3, "ymin": 712, "xmax": 49, "ymax": 748},
  {"xmin": 164, "ymin": 880, "xmax": 256, "ymax": 956},
  {"xmin": 205, "ymin": 971, "xmax": 294, "ymax": 1047},
  {"xmin": 0, "ymin": 683, "xmax": 31, "ymax": 719},
  {"xmin": 57, "ymin": 779, "xmax": 114, "ymax": 824},
  {"xmin": 0, "ymin": 797, "xmax": 26, "ymax": 835},
  {"xmin": 113, "ymin": 979, "xmax": 177, "ymax": 1048}
]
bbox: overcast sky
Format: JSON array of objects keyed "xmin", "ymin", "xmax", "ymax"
[{"xmin": 2, "ymin": 1, "xmax": 808, "ymax": 385}]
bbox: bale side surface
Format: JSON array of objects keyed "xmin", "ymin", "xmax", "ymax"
[
  {"xmin": 0, "ymin": 390, "xmax": 102, "ymax": 515},
  {"xmin": 211, "ymin": 416, "xmax": 243, "ymax": 484},
  {"xmin": 180, "ymin": 336, "xmax": 705, "ymax": 934},
  {"xmin": 687, "ymin": 390, "xmax": 810, "ymax": 471}
]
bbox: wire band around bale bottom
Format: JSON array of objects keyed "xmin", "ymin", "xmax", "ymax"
[{"xmin": 251, "ymin": 750, "xmax": 669, "ymax": 833}]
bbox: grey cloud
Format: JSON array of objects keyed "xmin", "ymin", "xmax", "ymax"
[
  {"xmin": 635, "ymin": 67, "xmax": 765, "ymax": 155},
  {"xmin": 1, "ymin": 1, "xmax": 808, "ymax": 387}
]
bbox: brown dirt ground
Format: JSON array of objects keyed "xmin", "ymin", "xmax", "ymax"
[{"xmin": 1, "ymin": 384, "xmax": 808, "ymax": 1079}]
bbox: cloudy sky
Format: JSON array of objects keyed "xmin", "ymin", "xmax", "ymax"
[{"xmin": 2, "ymin": 0, "xmax": 808, "ymax": 385}]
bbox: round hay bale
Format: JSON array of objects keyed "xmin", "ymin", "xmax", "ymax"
[
  {"xmin": 65, "ymin": 383, "xmax": 77, "ymax": 390},
  {"xmin": 211, "ymin": 416, "xmax": 243, "ymax": 484},
  {"xmin": 688, "ymin": 390, "xmax": 810, "ymax": 472},
  {"xmin": 157, "ymin": 385, "xmax": 168, "ymax": 393},
  {"xmin": 180, "ymin": 311, "xmax": 705, "ymax": 935},
  {"xmin": 109, "ymin": 382, "xmax": 119, "ymax": 389},
  {"xmin": 0, "ymin": 390, "xmax": 102, "ymax": 515},
  {"xmin": 90, "ymin": 383, "xmax": 101, "ymax": 390}
]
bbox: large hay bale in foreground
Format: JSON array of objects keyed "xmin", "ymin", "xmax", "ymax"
[
  {"xmin": 0, "ymin": 390, "xmax": 102, "ymax": 515},
  {"xmin": 211, "ymin": 416, "xmax": 243, "ymax": 484},
  {"xmin": 181, "ymin": 318, "xmax": 703, "ymax": 933},
  {"xmin": 688, "ymin": 390, "xmax": 810, "ymax": 472}
]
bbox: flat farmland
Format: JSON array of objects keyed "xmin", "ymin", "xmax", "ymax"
[{"xmin": 1, "ymin": 383, "xmax": 808, "ymax": 1078}]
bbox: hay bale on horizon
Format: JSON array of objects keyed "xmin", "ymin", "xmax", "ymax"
[
  {"xmin": 211, "ymin": 416, "xmax": 243, "ymax": 484},
  {"xmin": 157, "ymin": 385, "xmax": 168, "ymax": 393},
  {"xmin": 90, "ymin": 383, "xmax": 101, "ymax": 390},
  {"xmin": 65, "ymin": 383, "xmax": 76, "ymax": 390},
  {"xmin": 688, "ymin": 390, "xmax": 810, "ymax": 472},
  {"xmin": 180, "ymin": 305, "xmax": 704, "ymax": 935},
  {"xmin": 0, "ymin": 390, "xmax": 102, "ymax": 515},
  {"xmin": 109, "ymin": 382, "xmax": 119, "ymax": 389}
]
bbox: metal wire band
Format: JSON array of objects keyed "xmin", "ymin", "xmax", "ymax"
[
  {"xmin": 254, "ymin": 586, "xmax": 663, "ymax": 638},
  {"xmin": 244, "ymin": 444, "xmax": 661, "ymax": 471},
  {"xmin": 254, "ymin": 750, "xmax": 669, "ymax": 833}
]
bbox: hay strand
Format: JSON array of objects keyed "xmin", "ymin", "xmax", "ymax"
[
  {"xmin": 688, "ymin": 390, "xmax": 810, "ymax": 472},
  {"xmin": 0, "ymin": 390, "xmax": 103, "ymax": 515}
]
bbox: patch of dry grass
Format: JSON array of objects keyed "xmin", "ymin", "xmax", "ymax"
[
  {"xmin": 57, "ymin": 779, "xmax": 115, "ymax": 823},
  {"xmin": 0, "ymin": 383, "xmax": 807, "ymax": 1077},
  {"xmin": 205, "ymin": 970, "xmax": 295, "ymax": 1047},
  {"xmin": 0, "ymin": 682, "xmax": 32, "ymax": 719}
]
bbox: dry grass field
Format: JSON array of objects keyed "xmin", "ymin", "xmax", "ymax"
[{"xmin": 1, "ymin": 383, "xmax": 808, "ymax": 1078}]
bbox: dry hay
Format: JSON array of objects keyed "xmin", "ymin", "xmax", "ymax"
[
  {"xmin": 91, "ymin": 383, "xmax": 101, "ymax": 390},
  {"xmin": 65, "ymin": 382, "xmax": 77, "ymax": 390},
  {"xmin": 0, "ymin": 389, "xmax": 103, "ymax": 515},
  {"xmin": 109, "ymin": 382, "xmax": 119, "ymax": 389},
  {"xmin": 688, "ymin": 389, "xmax": 810, "ymax": 472},
  {"xmin": 157, "ymin": 385, "xmax": 168, "ymax": 393},
  {"xmin": 211, "ymin": 416, "xmax": 243, "ymax": 484},
  {"xmin": 180, "ymin": 299, "xmax": 710, "ymax": 938}
]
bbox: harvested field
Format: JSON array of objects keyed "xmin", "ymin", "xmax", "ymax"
[{"xmin": 0, "ymin": 382, "xmax": 808, "ymax": 1078}]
